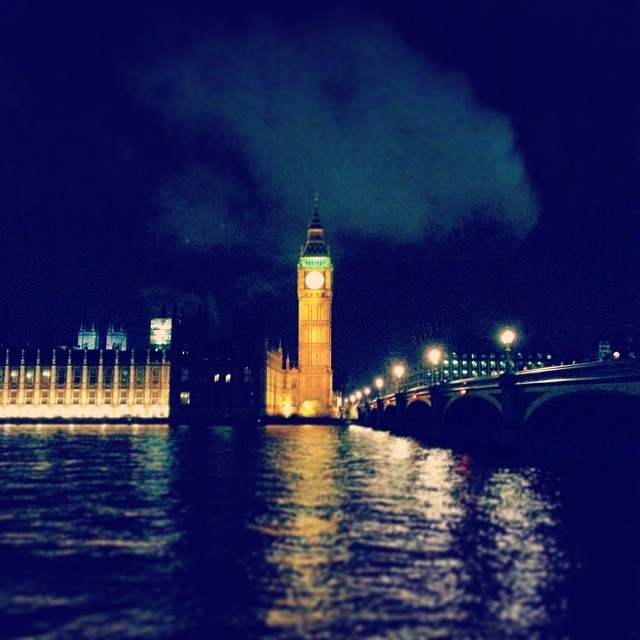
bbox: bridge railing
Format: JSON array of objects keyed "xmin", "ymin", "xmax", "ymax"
[
  {"xmin": 508, "ymin": 359, "xmax": 638, "ymax": 382},
  {"xmin": 355, "ymin": 360, "xmax": 639, "ymax": 410},
  {"xmin": 407, "ymin": 359, "xmax": 639, "ymax": 394}
]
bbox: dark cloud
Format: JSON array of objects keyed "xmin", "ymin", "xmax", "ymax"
[
  {"xmin": 139, "ymin": 15, "xmax": 538, "ymax": 260},
  {"xmin": 155, "ymin": 164, "xmax": 254, "ymax": 250}
]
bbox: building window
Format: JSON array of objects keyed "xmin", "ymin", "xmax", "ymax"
[
  {"xmin": 151, "ymin": 367, "xmax": 160, "ymax": 385},
  {"xmin": 72, "ymin": 391, "xmax": 80, "ymax": 405},
  {"xmin": 151, "ymin": 390, "xmax": 159, "ymax": 404},
  {"xmin": 180, "ymin": 391, "xmax": 190, "ymax": 405},
  {"xmin": 10, "ymin": 369, "xmax": 19, "ymax": 388},
  {"xmin": 213, "ymin": 373, "xmax": 220, "ymax": 383},
  {"xmin": 89, "ymin": 367, "xmax": 98, "ymax": 386},
  {"xmin": 244, "ymin": 367, "xmax": 252, "ymax": 383},
  {"xmin": 25, "ymin": 391, "xmax": 33, "ymax": 404},
  {"xmin": 0, "ymin": 369, "xmax": 4, "ymax": 385},
  {"xmin": 120, "ymin": 391, "xmax": 128, "ymax": 405},
  {"xmin": 120, "ymin": 368, "xmax": 130, "ymax": 387},
  {"xmin": 135, "ymin": 390, "xmax": 143, "ymax": 404},
  {"xmin": 25, "ymin": 367, "xmax": 35, "ymax": 387},
  {"xmin": 225, "ymin": 373, "xmax": 231, "ymax": 383},
  {"xmin": 40, "ymin": 367, "xmax": 51, "ymax": 387},
  {"xmin": 103, "ymin": 367, "xmax": 114, "ymax": 387},
  {"xmin": 56, "ymin": 391, "xmax": 64, "ymax": 404},
  {"xmin": 41, "ymin": 391, "xmax": 49, "ymax": 403},
  {"xmin": 88, "ymin": 391, "xmax": 96, "ymax": 404},
  {"xmin": 10, "ymin": 391, "xmax": 17, "ymax": 404},
  {"xmin": 57, "ymin": 367, "xmax": 67, "ymax": 386},
  {"xmin": 135, "ymin": 367, "xmax": 145, "ymax": 387},
  {"xmin": 181, "ymin": 367, "xmax": 190, "ymax": 382},
  {"xmin": 104, "ymin": 390, "xmax": 112, "ymax": 404},
  {"xmin": 73, "ymin": 367, "xmax": 82, "ymax": 387}
]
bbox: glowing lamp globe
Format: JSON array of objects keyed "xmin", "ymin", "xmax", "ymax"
[{"xmin": 500, "ymin": 329, "xmax": 517, "ymax": 347}]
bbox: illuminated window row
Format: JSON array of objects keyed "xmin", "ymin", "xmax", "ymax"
[{"xmin": 0, "ymin": 388, "xmax": 165, "ymax": 406}]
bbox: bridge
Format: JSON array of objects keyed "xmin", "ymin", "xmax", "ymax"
[{"xmin": 349, "ymin": 360, "xmax": 640, "ymax": 452}]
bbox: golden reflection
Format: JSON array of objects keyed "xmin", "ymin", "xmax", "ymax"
[
  {"xmin": 0, "ymin": 423, "xmax": 168, "ymax": 436},
  {"xmin": 257, "ymin": 425, "xmax": 562, "ymax": 635},
  {"xmin": 342, "ymin": 428, "xmax": 470, "ymax": 608},
  {"xmin": 259, "ymin": 425, "xmax": 344, "ymax": 629}
]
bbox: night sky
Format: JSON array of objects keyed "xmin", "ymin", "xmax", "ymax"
[{"xmin": 1, "ymin": 0, "xmax": 638, "ymax": 388}]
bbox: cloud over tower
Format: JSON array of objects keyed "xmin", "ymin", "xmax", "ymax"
[{"xmin": 140, "ymin": 15, "xmax": 538, "ymax": 258}]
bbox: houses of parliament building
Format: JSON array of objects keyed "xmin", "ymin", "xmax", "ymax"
[{"xmin": 0, "ymin": 203, "xmax": 337, "ymax": 423}]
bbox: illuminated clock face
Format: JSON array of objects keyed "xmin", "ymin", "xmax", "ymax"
[{"xmin": 305, "ymin": 271, "xmax": 325, "ymax": 289}]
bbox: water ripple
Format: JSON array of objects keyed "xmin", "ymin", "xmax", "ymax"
[{"xmin": 0, "ymin": 423, "xmax": 635, "ymax": 638}]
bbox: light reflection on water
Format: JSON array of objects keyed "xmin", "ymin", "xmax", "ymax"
[{"xmin": 0, "ymin": 423, "xmax": 637, "ymax": 638}]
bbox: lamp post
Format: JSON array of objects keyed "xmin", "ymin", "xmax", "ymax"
[
  {"xmin": 392, "ymin": 363, "xmax": 405, "ymax": 393},
  {"xmin": 427, "ymin": 347, "xmax": 443, "ymax": 384},
  {"xmin": 500, "ymin": 328, "xmax": 517, "ymax": 374},
  {"xmin": 374, "ymin": 376, "xmax": 384, "ymax": 399}
]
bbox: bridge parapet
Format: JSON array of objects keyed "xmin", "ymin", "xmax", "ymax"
[
  {"xmin": 443, "ymin": 359, "xmax": 639, "ymax": 391},
  {"xmin": 348, "ymin": 359, "xmax": 640, "ymax": 448}
]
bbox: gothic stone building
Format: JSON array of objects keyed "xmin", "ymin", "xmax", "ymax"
[{"xmin": 265, "ymin": 202, "xmax": 337, "ymax": 418}]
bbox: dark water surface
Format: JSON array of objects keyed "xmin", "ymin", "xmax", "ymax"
[{"xmin": 0, "ymin": 423, "xmax": 637, "ymax": 639}]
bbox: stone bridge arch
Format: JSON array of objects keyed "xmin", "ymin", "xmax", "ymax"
[
  {"xmin": 524, "ymin": 387, "xmax": 640, "ymax": 426},
  {"xmin": 367, "ymin": 406, "xmax": 380, "ymax": 428},
  {"xmin": 403, "ymin": 399, "xmax": 432, "ymax": 431},
  {"xmin": 524, "ymin": 389, "xmax": 640, "ymax": 455},
  {"xmin": 442, "ymin": 391, "xmax": 503, "ymax": 418},
  {"xmin": 442, "ymin": 393, "xmax": 503, "ymax": 445},
  {"xmin": 381, "ymin": 404, "xmax": 397, "ymax": 430}
]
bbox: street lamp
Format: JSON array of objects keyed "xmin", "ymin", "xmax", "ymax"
[
  {"xmin": 500, "ymin": 328, "xmax": 517, "ymax": 374},
  {"xmin": 374, "ymin": 376, "xmax": 384, "ymax": 398},
  {"xmin": 391, "ymin": 363, "xmax": 405, "ymax": 392},
  {"xmin": 426, "ymin": 347, "xmax": 443, "ymax": 384}
]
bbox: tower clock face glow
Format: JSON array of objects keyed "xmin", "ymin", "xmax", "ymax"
[{"xmin": 305, "ymin": 271, "xmax": 325, "ymax": 289}]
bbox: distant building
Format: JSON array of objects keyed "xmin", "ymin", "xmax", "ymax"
[
  {"xmin": 402, "ymin": 350, "xmax": 553, "ymax": 389},
  {"xmin": 150, "ymin": 318, "xmax": 172, "ymax": 348},
  {"xmin": 106, "ymin": 325, "xmax": 127, "ymax": 350},
  {"xmin": 168, "ymin": 310, "xmax": 265, "ymax": 424},
  {"xmin": 598, "ymin": 340, "xmax": 612, "ymax": 361},
  {"xmin": 77, "ymin": 324, "xmax": 99, "ymax": 350}
]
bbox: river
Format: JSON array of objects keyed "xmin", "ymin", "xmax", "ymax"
[{"xmin": 0, "ymin": 423, "xmax": 637, "ymax": 638}]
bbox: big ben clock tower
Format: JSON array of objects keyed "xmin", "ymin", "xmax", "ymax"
[{"xmin": 297, "ymin": 196, "xmax": 334, "ymax": 417}]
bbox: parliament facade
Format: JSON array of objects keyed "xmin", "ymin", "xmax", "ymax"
[{"xmin": 0, "ymin": 348, "xmax": 170, "ymax": 421}]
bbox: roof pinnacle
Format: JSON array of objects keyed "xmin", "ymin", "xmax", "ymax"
[{"xmin": 301, "ymin": 193, "xmax": 329, "ymax": 256}]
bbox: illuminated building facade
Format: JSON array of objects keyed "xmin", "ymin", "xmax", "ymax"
[
  {"xmin": 0, "ymin": 348, "xmax": 170, "ymax": 421},
  {"xmin": 265, "ymin": 201, "xmax": 336, "ymax": 418},
  {"xmin": 402, "ymin": 350, "xmax": 554, "ymax": 388},
  {"xmin": 106, "ymin": 324, "xmax": 127, "ymax": 350},
  {"xmin": 77, "ymin": 324, "xmax": 99, "ymax": 350},
  {"xmin": 150, "ymin": 318, "xmax": 172, "ymax": 348},
  {"xmin": 78, "ymin": 324, "xmax": 128, "ymax": 350}
]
